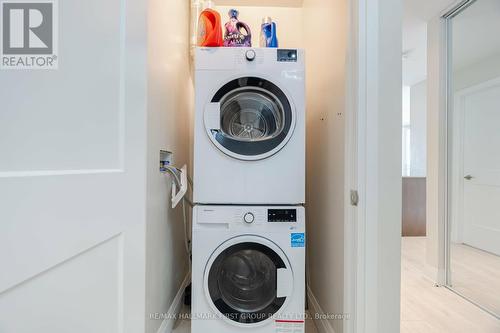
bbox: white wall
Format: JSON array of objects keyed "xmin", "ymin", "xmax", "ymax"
[
  {"xmin": 409, "ymin": 80, "xmax": 427, "ymax": 177},
  {"xmin": 302, "ymin": 0, "xmax": 347, "ymax": 332},
  {"xmin": 454, "ymin": 53, "xmax": 500, "ymax": 91},
  {"xmin": 145, "ymin": 1, "xmax": 192, "ymax": 332},
  {"xmin": 402, "ymin": 86, "xmax": 411, "ymax": 176}
]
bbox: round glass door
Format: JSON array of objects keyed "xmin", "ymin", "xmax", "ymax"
[
  {"xmin": 206, "ymin": 242, "xmax": 287, "ymax": 324},
  {"xmin": 205, "ymin": 77, "xmax": 295, "ymax": 160}
]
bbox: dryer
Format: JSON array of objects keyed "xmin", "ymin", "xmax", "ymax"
[
  {"xmin": 191, "ymin": 205, "xmax": 306, "ymax": 333},
  {"xmin": 193, "ymin": 47, "xmax": 305, "ymax": 204}
]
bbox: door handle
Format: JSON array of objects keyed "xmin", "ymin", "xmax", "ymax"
[
  {"xmin": 464, "ymin": 175, "xmax": 474, "ymax": 180},
  {"xmin": 205, "ymin": 102, "xmax": 221, "ymax": 130},
  {"xmin": 276, "ymin": 268, "xmax": 292, "ymax": 298}
]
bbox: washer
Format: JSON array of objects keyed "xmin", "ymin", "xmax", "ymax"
[
  {"xmin": 194, "ymin": 47, "xmax": 305, "ymax": 205},
  {"xmin": 191, "ymin": 205, "xmax": 306, "ymax": 333}
]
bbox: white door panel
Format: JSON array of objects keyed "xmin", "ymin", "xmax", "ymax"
[
  {"xmin": 0, "ymin": 0, "xmax": 147, "ymax": 331},
  {"xmin": 459, "ymin": 80, "xmax": 500, "ymax": 255},
  {"xmin": 0, "ymin": 236, "xmax": 121, "ymax": 333},
  {"xmin": 0, "ymin": 0, "xmax": 125, "ymax": 173},
  {"xmin": 1, "ymin": 175, "xmax": 128, "ymax": 291},
  {"xmin": 464, "ymin": 184, "xmax": 500, "ymax": 236}
]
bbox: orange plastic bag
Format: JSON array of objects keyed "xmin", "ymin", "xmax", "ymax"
[{"xmin": 197, "ymin": 9, "xmax": 223, "ymax": 47}]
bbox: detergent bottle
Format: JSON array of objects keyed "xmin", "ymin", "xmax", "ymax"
[
  {"xmin": 260, "ymin": 17, "xmax": 278, "ymax": 48},
  {"xmin": 197, "ymin": 1, "xmax": 223, "ymax": 47},
  {"xmin": 223, "ymin": 9, "xmax": 252, "ymax": 47}
]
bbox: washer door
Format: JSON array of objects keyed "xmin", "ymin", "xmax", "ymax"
[
  {"xmin": 205, "ymin": 239, "xmax": 293, "ymax": 325},
  {"xmin": 204, "ymin": 77, "xmax": 295, "ymax": 161}
]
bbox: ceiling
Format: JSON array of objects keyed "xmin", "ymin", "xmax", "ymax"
[
  {"xmin": 404, "ymin": 0, "xmax": 500, "ymax": 86},
  {"xmin": 452, "ymin": 0, "xmax": 500, "ymax": 70},
  {"xmin": 403, "ymin": 0, "xmax": 457, "ymax": 86}
]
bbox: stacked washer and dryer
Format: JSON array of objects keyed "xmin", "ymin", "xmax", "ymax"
[{"xmin": 192, "ymin": 47, "xmax": 306, "ymax": 333}]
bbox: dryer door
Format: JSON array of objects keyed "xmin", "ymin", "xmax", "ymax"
[
  {"xmin": 205, "ymin": 238, "xmax": 293, "ymax": 325},
  {"xmin": 204, "ymin": 77, "xmax": 296, "ymax": 161}
]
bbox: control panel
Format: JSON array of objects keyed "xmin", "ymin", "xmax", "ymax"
[
  {"xmin": 268, "ymin": 209, "xmax": 297, "ymax": 223},
  {"xmin": 195, "ymin": 206, "xmax": 304, "ymax": 230},
  {"xmin": 277, "ymin": 49, "xmax": 298, "ymax": 62}
]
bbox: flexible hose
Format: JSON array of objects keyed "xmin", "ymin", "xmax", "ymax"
[
  {"xmin": 182, "ymin": 198, "xmax": 191, "ymax": 259},
  {"xmin": 161, "ymin": 166, "xmax": 193, "ymax": 259}
]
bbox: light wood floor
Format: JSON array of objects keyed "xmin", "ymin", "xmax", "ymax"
[
  {"xmin": 401, "ymin": 237, "xmax": 500, "ymax": 333},
  {"xmin": 450, "ymin": 242, "xmax": 500, "ymax": 316}
]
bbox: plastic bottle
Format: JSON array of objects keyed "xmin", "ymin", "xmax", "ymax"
[
  {"xmin": 260, "ymin": 17, "xmax": 278, "ymax": 48},
  {"xmin": 190, "ymin": 0, "xmax": 202, "ymax": 49},
  {"xmin": 223, "ymin": 9, "xmax": 252, "ymax": 47},
  {"xmin": 197, "ymin": 1, "xmax": 223, "ymax": 47}
]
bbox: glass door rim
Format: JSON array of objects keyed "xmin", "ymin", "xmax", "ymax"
[
  {"xmin": 202, "ymin": 235, "xmax": 294, "ymax": 327},
  {"xmin": 443, "ymin": 0, "xmax": 478, "ymax": 289}
]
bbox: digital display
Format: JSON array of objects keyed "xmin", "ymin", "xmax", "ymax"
[
  {"xmin": 268, "ymin": 209, "xmax": 297, "ymax": 222},
  {"xmin": 277, "ymin": 49, "xmax": 298, "ymax": 62}
]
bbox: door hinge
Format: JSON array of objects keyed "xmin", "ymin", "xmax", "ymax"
[{"xmin": 350, "ymin": 190, "xmax": 359, "ymax": 207}]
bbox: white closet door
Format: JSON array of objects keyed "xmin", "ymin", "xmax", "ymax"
[
  {"xmin": 0, "ymin": 0, "xmax": 147, "ymax": 332},
  {"xmin": 461, "ymin": 80, "xmax": 500, "ymax": 256}
]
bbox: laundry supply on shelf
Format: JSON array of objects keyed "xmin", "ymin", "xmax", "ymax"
[
  {"xmin": 223, "ymin": 9, "xmax": 252, "ymax": 47},
  {"xmin": 197, "ymin": 1, "xmax": 223, "ymax": 47},
  {"xmin": 260, "ymin": 16, "xmax": 279, "ymax": 48}
]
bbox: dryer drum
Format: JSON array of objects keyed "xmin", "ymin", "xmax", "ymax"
[{"xmin": 220, "ymin": 88, "xmax": 285, "ymax": 142}]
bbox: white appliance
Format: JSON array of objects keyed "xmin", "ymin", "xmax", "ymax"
[
  {"xmin": 193, "ymin": 47, "xmax": 306, "ymax": 205},
  {"xmin": 191, "ymin": 205, "xmax": 306, "ymax": 333}
]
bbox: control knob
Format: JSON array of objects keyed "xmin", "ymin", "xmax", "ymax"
[
  {"xmin": 245, "ymin": 49, "xmax": 256, "ymax": 61},
  {"xmin": 244, "ymin": 212, "xmax": 255, "ymax": 224}
]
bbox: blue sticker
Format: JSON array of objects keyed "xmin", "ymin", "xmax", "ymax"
[{"xmin": 291, "ymin": 233, "xmax": 305, "ymax": 248}]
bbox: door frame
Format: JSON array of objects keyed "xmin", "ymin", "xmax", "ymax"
[{"xmin": 344, "ymin": 0, "xmax": 402, "ymax": 332}]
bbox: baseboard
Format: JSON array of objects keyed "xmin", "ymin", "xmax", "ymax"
[
  {"xmin": 156, "ymin": 271, "xmax": 191, "ymax": 333},
  {"xmin": 424, "ymin": 264, "xmax": 440, "ymax": 285},
  {"xmin": 307, "ymin": 285, "xmax": 336, "ymax": 333}
]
